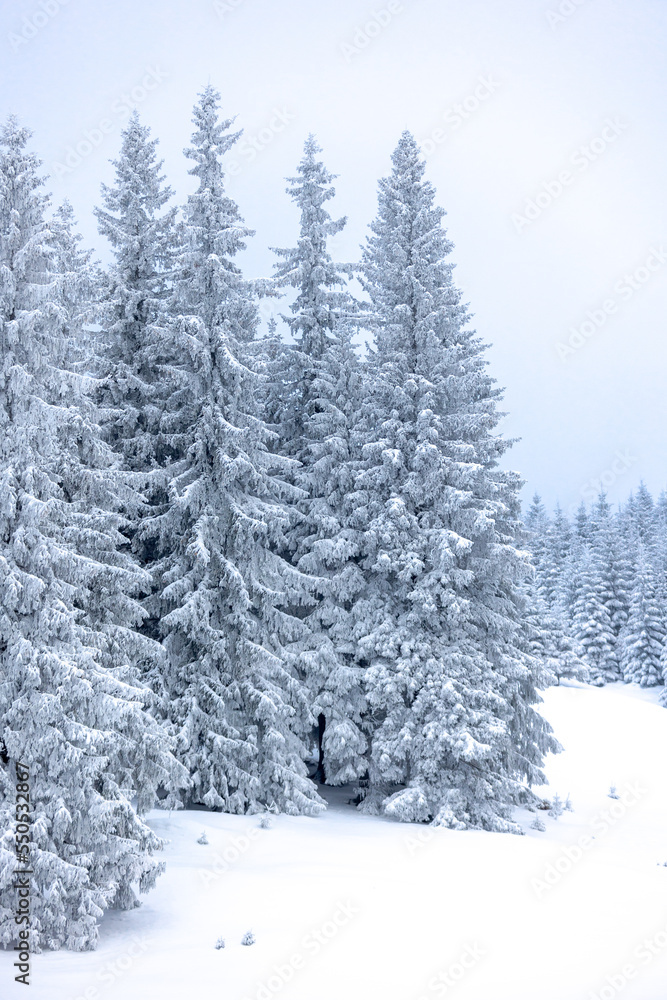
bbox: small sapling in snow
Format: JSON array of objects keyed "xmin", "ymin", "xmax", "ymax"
[{"xmin": 548, "ymin": 793, "xmax": 564, "ymax": 819}]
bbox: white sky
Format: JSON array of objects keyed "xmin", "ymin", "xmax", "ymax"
[{"xmin": 3, "ymin": 0, "xmax": 666, "ymax": 514}]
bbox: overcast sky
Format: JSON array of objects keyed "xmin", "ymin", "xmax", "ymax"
[{"xmin": 3, "ymin": 0, "xmax": 666, "ymax": 514}]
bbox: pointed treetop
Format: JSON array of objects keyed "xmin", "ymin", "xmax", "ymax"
[
  {"xmin": 185, "ymin": 85, "xmax": 242, "ymax": 176},
  {"xmin": 1, "ymin": 114, "xmax": 32, "ymax": 150},
  {"xmin": 285, "ymin": 133, "xmax": 343, "ymax": 217},
  {"xmin": 95, "ymin": 113, "xmax": 174, "ymax": 264}
]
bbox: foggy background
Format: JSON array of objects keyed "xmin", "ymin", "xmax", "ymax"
[{"xmin": 3, "ymin": 0, "xmax": 666, "ymax": 515}]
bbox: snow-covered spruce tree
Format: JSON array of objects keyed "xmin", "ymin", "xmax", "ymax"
[
  {"xmin": 542, "ymin": 504, "xmax": 573, "ymax": 608},
  {"xmin": 0, "ymin": 119, "xmax": 186, "ymax": 952},
  {"xmin": 574, "ymin": 501, "xmax": 590, "ymax": 542},
  {"xmin": 624, "ymin": 482, "xmax": 656, "ymax": 546},
  {"xmin": 269, "ymin": 134, "xmax": 355, "ymax": 466},
  {"xmin": 522, "ymin": 496, "xmax": 586, "ymax": 685},
  {"xmin": 51, "ymin": 188, "xmax": 188, "ymax": 809},
  {"xmin": 524, "ymin": 494, "xmax": 549, "ymax": 582},
  {"xmin": 49, "ymin": 199, "xmax": 100, "ymax": 372},
  {"xmin": 267, "ymin": 137, "xmax": 367, "ymax": 784},
  {"xmin": 621, "ymin": 547, "xmax": 665, "ymax": 687},
  {"xmin": 571, "ymin": 546, "xmax": 616, "ymax": 685},
  {"xmin": 94, "ymin": 111, "xmax": 177, "ymax": 489},
  {"xmin": 655, "ymin": 489, "xmax": 667, "ymax": 536},
  {"xmin": 589, "ymin": 493, "xmax": 632, "ymax": 667},
  {"xmin": 93, "ymin": 113, "xmax": 183, "ymax": 704},
  {"xmin": 651, "ymin": 495, "xmax": 667, "ymax": 702},
  {"xmin": 293, "ymin": 320, "xmax": 369, "ymax": 783},
  {"xmin": 153, "ymin": 88, "xmax": 324, "ymax": 815},
  {"xmin": 522, "ymin": 574, "xmax": 587, "ymax": 687},
  {"xmin": 351, "ymin": 131, "xmax": 558, "ymax": 832},
  {"xmin": 523, "ymin": 588, "xmax": 587, "ymax": 687}
]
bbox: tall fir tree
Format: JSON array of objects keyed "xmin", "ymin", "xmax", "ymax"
[
  {"xmin": 0, "ymin": 119, "xmax": 185, "ymax": 952},
  {"xmin": 523, "ymin": 499, "xmax": 587, "ymax": 686},
  {"xmin": 351, "ymin": 131, "xmax": 557, "ymax": 831},
  {"xmin": 524, "ymin": 494, "xmax": 549, "ymax": 576},
  {"xmin": 269, "ymin": 134, "xmax": 354, "ymax": 466},
  {"xmin": 621, "ymin": 546, "xmax": 665, "ymax": 686},
  {"xmin": 624, "ymin": 482, "xmax": 655, "ymax": 546},
  {"xmin": 50, "ymin": 199, "xmax": 100, "ymax": 373},
  {"xmin": 94, "ymin": 111, "xmax": 177, "ymax": 494},
  {"xmin": 574, "ymin": 501, "xmax": 590, "ymax": 542},
  {"xmin": 542, "ymin": 503, "xmax": 573, "ymax": 607},
  {"xmin": 589, "ymin": 492, "xmax": 632, "ymax": 675},
  {"xmin": 93, "ymin": 113, "xmax": 184, "ymax": 701},
  {"xmin": 267, "ymin": 137, "xmax": 367, "ymax": 784},
  {"xmin": 571, "ymin": 546, "xmax": 617, "ymax": 685},
  {"xmin": 153, "ymin": 88, "xmax": 324, "ymax": 816}
]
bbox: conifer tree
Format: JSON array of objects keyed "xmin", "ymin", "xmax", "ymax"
[
  {"xmin": 294, "ymin": 320, "xmax": 369, "ymax": 783},
  {"xmin": 572, "ymin": 547, "xmax": 616, "ymax": 685},
  {"xmin": 267, "ymin": 137, "xmax": 367, "ymax": 784},
  {"xmin": 523, "ymin": 498, "xmax": 586, "ymax": 685},
  {"xmin": 351, "ymin": 132, "xmax": 557, "ymax": 831},
  {"xmin": 589, "ymin": 493, "xmax": 632, "ymax": 670},
  {"xmin": 94, "ymin": 111, "xmax": 177, "ymax": 495},
  {"xmin": 50, "ymin": 199, "xmax": 100, "ymax": 372},
  {"xmin": 542, "ymin": 504, "xmax": 573, "ymax": 607},
  {"xmin": 153, "ymin": 88, "xmax": 324, "ymax": 816},
  {"xmin": 0, "ymin": 119, "xmax": 185, "ymax": 952},
  {"xmin": 524, "ymin": 494, "xmax": 549, "ymax": 573},
  {"xmin": 625, "ymin": 483, "xmax": 655, "ymax": 546},
  {"xmin": 621, "ymin": 548, "xmax": 665, "ymax": 686},
  {"xmin": 574, "ymin": 501, "xmax": 590, "ymax": 542},
  {"xmin": 269, "ymin": 134, "xmax": 354, "ymax": 467}
]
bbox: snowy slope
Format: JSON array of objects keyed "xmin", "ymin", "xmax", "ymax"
[{"xmin": 5, "ymin": 681, "xmax": 667, "ymax": 1000}]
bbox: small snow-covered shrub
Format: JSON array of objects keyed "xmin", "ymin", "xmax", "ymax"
[
  {"xmin": 608, "ymin": 785, "xmax": 620, "ymax": 800},
  {"xmin": 530, "ymin": 817, "xmax": 546, "ymax": 832},
  {"xmin": 197, "ymin": 831, "xmax": 209, "ymax": 845},
  {"xmin": 259, "ymin": 815, "xmax": 272, "ymax": 830},
  {"xmin": 215, "ymin": 937, "xmax": 225, "ymax": 950},
  {"xmin": 548, "ymin": 794, "xmax": 564, "ymax": 819},
  {"xmin": 241, "ymin": 931, "xmax": 255, "ymax": 946}
]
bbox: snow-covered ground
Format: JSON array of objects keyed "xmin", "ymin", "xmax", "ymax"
[{"xmin": 6, "ymin": 681, "xmax": 667, "ymax": 1000}]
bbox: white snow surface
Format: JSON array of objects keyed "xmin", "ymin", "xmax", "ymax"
[{"xmin": 6, "ymin": 681, "xmax": 667, "ymax": 999}]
